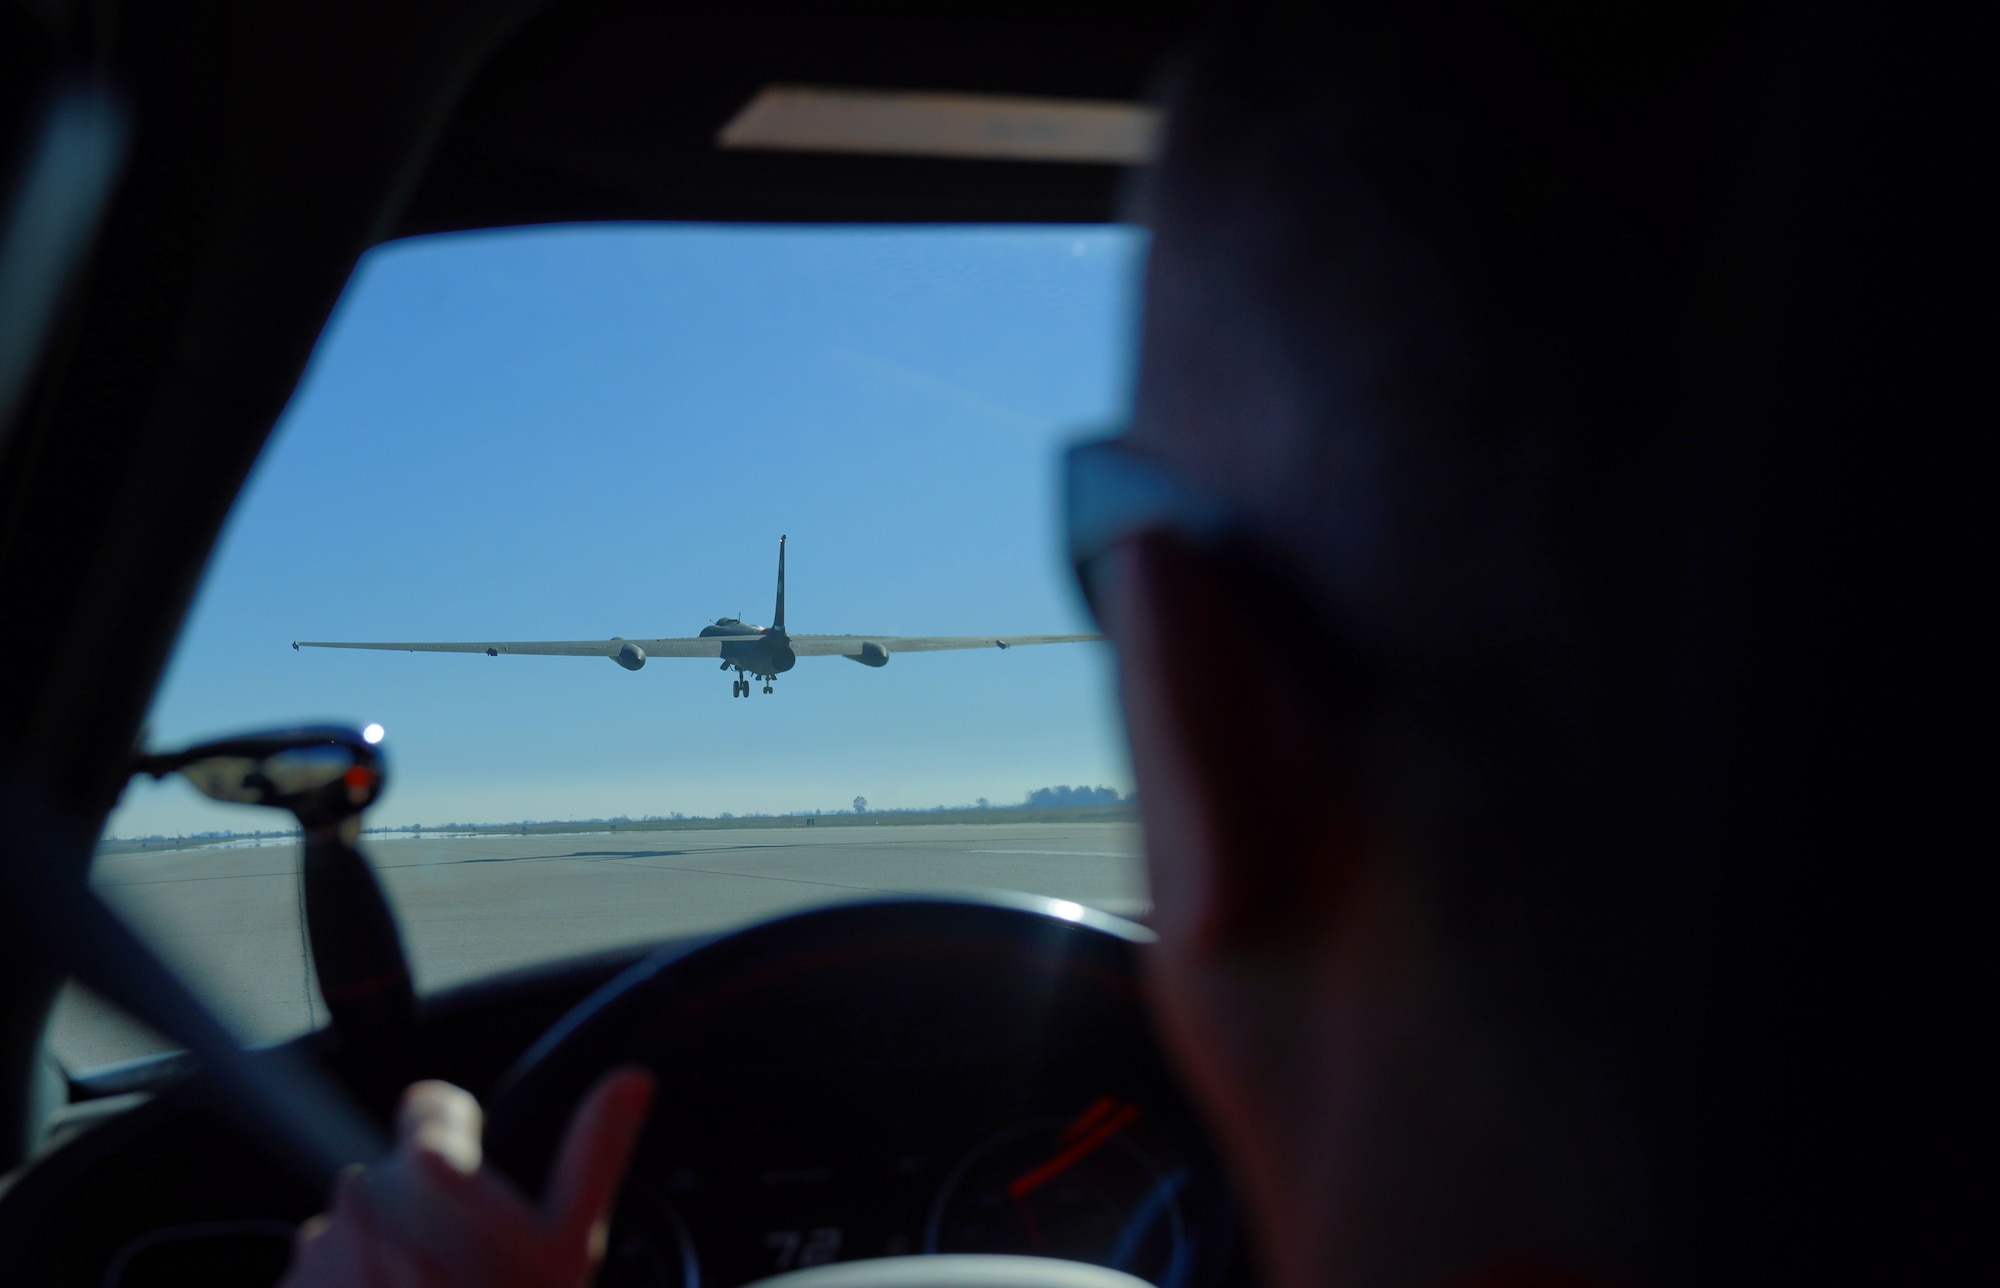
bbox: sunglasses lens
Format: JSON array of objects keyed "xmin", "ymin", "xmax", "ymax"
[{"xmin": 1063, "ymin": 432, "xmax": 1234, "ymax": 637}]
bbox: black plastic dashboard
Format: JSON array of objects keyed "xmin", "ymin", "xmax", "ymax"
[{"xmin": 0, "ymin": 898, "xmax": 1253, "ymax": 1288}]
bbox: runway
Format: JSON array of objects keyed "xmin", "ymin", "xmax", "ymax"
[{"xmin": 47, "ymin": 820, "xmax": 1147, "ymax": 1071}]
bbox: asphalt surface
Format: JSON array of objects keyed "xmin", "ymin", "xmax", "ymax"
[{"xmin": 47, "ymin": 820, "xmax": 1146, "ymax": 1071}]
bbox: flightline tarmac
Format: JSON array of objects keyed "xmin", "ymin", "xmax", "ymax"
[{"xmin": 50, "ymin": 820, "xmax": 1146, "ymax": 1070}]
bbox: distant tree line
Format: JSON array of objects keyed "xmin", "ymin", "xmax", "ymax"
[{"xmin": 1023, "ymin": 785, "xmax": 1132, "ymax": 809}]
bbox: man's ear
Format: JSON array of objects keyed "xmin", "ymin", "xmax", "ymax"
[{"xmin": 1112, "ymin": 534, "xmax": 1360, "ymax": 955}]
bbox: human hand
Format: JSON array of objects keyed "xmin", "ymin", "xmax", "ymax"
[{"xmin": 281, "ymin": 1067, "xmax": 656, "ymax": 1288}]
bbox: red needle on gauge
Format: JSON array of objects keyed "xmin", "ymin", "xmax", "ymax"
[{"xmin": 1009, "ymin": 1098, "xmax": 1143, "ymax": 1201}]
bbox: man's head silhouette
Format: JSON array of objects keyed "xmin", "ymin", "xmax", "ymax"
[{"xmin": 1096, "ymin": 6, "xmax": 1853, "ymax": 1285}]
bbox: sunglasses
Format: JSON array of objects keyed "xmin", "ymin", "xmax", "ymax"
[
  {"xmin": 1063, "ymin": 434, "xmax": 1237, "ymax": 629},
  {"xmin": 1063, "ymin": 433, "xmax": 1372, "ymax": 704}
]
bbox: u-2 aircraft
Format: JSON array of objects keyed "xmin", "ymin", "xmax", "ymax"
[{"xmin": 294, "ymin": 536, "xmax": 1100, "ymax": 697}]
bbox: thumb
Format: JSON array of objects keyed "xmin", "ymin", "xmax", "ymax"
[{"xmin": 542, "ymin": 1066, "xmax": 657, "ymax": 1252}]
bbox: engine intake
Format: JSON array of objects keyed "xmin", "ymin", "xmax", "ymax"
[{"xmin": 845, "ymin": 641, "xmax": 890, "ymax": 668}]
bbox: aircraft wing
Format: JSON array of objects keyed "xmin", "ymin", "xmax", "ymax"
[
  {"xmin": 787, "ymin": 633, "xmax": 1101, "ymax": 656},
  {"xmin": 293, "ymin": 637, "xmax": 749, "ymax": 658},
  {"xmin": 292, "ymin": 633, "xmax": 1099, "ymax": 660}
]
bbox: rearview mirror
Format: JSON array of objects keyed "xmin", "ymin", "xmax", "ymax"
[
  {"xmin": 128, "ymin": 724, "xmax": 415, "ymax": 1044},
  {"xmin": 132, "ymin": 725, "xmax": 386, "ymax": 824}
]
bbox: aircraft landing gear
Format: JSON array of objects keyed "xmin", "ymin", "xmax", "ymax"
[
  {"xmin": 730, "ymin": 677, "xmax": 746, "ymax": 697},
  {"xmin": 763, "ymin": 682, "xmax": 773, "ymax": 694}
]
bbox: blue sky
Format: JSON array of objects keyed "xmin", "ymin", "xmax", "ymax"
[{"xmin": 108, "ymin": 224, "xmax": 1146, "ymax": 837}]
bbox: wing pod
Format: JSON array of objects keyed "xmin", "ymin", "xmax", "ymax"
[
  {"xmin": 844, "ymin": 641, "xmax": 890, "ymax": 667},
  {"xmin": 611, "ymin": 640, "xmax": 646, "ymax": 671}
]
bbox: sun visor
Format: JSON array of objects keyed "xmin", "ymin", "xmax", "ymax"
[{"xmin": 718, "ymin": 85, "xmax": 1161, "ymax": 165}]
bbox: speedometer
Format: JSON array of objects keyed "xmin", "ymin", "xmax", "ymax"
[{"xmin": 925, "ymin": 1098, "xmax": 1191, "ymax": 1288}]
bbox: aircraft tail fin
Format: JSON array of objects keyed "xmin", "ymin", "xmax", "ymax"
[{"xmin": 773, "ymin": 534, "xmax": 787, "ymax": 633}]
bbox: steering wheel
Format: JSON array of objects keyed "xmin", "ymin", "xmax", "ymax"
[
  {"xmin": 746, "ymin": 1253, "xmax": 1153, "ymax": 1287},
  {"xmin": 483, "ymin": 894, "xmax": 1171, "ymax": 1288}
]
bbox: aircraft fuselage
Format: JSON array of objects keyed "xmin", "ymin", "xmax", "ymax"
[{"xmin": 701, "ymin": 618, "xmax": 796, "ymax": 681}]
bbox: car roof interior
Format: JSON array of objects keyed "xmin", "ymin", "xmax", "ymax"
[{"xmin": 0, "ymin": 0, "xmax": 1199, "ymax": 1173}]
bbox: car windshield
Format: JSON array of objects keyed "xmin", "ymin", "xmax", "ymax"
[{"xmin": 51, "ymin": 224, "xmax": 1146, "ymax": 1070}]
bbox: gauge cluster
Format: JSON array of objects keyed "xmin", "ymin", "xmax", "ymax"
[
  {"xmin": 601, "ymin": 1084, "xmax": 1222, "ymax": 1288},
  {"xmin": 929, "ymin": 1102, "xmax": 1189, "ymax": 1278}
]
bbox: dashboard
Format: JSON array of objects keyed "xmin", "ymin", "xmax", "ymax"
[
  {"xmin": 600, "ymin": 1051, "xmax": 1214, "ymax": 1286},
  {"xmin": 1, "ymin": 897, "xmax": 1252, "ymax": 1288}
]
